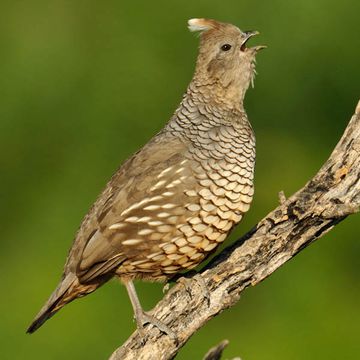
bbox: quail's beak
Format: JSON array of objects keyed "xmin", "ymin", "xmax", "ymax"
[{"xmin": 240, "ymin": 30, "xmax": 266, "ymax": 52}]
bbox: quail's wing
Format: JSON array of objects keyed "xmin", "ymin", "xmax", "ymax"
[{"xmin": 67, "ymin": 133, "xmax": 200, "ymax": 282}]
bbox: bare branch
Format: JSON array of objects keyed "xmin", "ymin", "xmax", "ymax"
[
  {"xmin": 109, "ymin": 100, "xmax": 360, "ymax": 360},
  {"xmin": 202, "ymin": 340, "xmax": 230, "ymax": 360}
]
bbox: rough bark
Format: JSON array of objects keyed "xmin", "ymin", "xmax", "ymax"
[{"xmin": 109, "ymin": 100, "xmax": 360, "ymax": 360}]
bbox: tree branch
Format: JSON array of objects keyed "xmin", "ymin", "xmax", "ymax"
[
  {"xmin": 202, "ymin": 340, "xmax": 230, "ymax": 360},
  {"xmin": 109, "ymin": 100, "xmax": 360, "ymax": 360}
]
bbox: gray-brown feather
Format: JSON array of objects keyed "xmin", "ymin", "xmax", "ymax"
[{"xmin": 64, "ymin": 89, "xmax": 255, "ymax": 283}]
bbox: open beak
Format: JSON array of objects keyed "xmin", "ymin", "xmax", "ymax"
[{"xmin": 240, "ymin": 30, "xmax": 266, "ymax": 52}]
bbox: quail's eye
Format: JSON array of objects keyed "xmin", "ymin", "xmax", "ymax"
[{"xmin": 221, "ymin": 44, "xmax": 232, "ymax": 51}]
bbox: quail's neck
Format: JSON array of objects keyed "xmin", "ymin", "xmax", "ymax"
[{"xmin": 189, "ymin": 76, "xmax": 246, "ymax": 113}]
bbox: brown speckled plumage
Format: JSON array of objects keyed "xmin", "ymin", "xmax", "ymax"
[{"xmin": 27, "ymin": 18, "xmax": 264, "ymax": 335}]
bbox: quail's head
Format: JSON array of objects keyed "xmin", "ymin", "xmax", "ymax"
[{"xmin": 188, "ymin": 18, "xmax": 265, "ymax": 101}]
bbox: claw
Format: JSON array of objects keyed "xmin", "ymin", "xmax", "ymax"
[
  {"xmin": 137, "ymin": 311, "xmax": 178, "ymax": 342},
  {"xmin": 125, "ymin": 279, "xmax": 178, "ymax": 343},
  {"xmin": 162, "ymin": 283, "xmax": 171, "ymax": 293}
]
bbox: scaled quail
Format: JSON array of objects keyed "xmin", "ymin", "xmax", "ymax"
[{"xmin": 27, "ymin": 18, "xmax": 265, "ymax": 337}]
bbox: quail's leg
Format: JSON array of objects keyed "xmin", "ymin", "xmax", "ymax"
[{"xmin": 124, "ymin": 280, "xmax": 177, "ymax": 341}]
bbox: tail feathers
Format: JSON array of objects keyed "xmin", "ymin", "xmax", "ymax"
[{"xmin": 26, "ymin": 273, "xmax": 96, "ymax": 334}]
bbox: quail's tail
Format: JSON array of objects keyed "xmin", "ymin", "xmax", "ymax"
[{"xmin": 26, "ymin": 273, "xmax": 97, "ymax": 333}]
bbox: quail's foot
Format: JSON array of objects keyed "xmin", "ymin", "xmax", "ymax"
[
  {"xmin": 134, "ymin": 309, "xmax": 177, "ymax": 343},
  {"xmin": 126, "ymin": 280, "xmax": 177, "ymax": 343}
]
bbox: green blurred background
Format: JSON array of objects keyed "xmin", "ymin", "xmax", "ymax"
[{"xmin": 1, "ymin": 0, "xmax": 359, "ymax": 359}]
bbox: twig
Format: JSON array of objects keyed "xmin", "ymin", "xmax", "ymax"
[
  {"xmin": 109, "ymin": 100, "xmax": 360, "ymax": 360},
  {"xmin": 202, "ymin": 340, "xmax": 230, "ymax": 360}
]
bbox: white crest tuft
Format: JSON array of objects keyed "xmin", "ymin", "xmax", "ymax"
[{"xmin": 188, "ymin": 18, "xmax": 213, "ymax": 32}]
